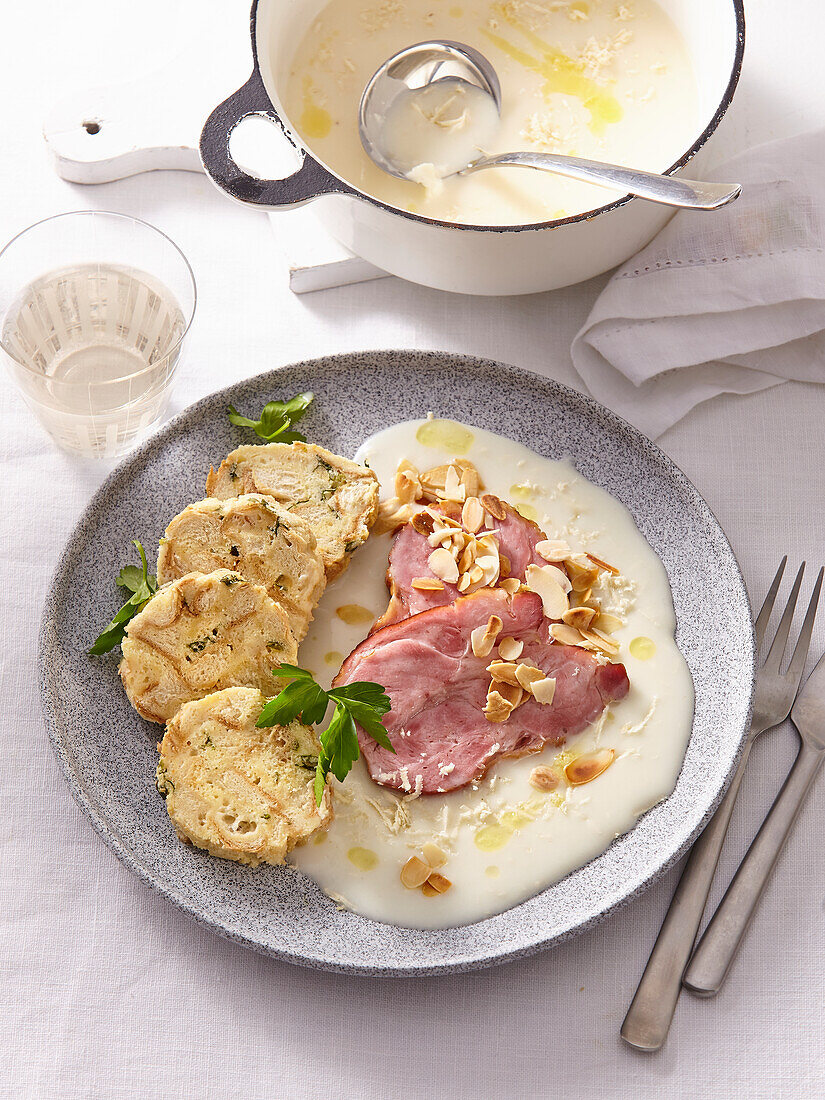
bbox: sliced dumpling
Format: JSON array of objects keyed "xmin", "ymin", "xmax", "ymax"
[
  {"xmin": 120, "ymin": 570, "xmax": 296, "ymax": 724},
  {"xmin": 156, "ymin": 686, "xmax": 332, "ymax": 866},
  {"xmin": 157, "ymin": 495, "xmax": 325, "ymax": 642},
  {"xmin": 206, "ymin": 441, "xmax": 379, "ymax": 580}
]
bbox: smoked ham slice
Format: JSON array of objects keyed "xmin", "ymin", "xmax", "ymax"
[
  {"xmin": 334, "ymin": 589, "xmax": 630, "ymax": 794},
  {"xmin": 373, "ymin": 500, "xmax": 546, "ymax": 632}
]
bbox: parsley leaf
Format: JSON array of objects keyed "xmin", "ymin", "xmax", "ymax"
[
  {"xmin": 227, "ymin": 391, "xmax": 314, "ymax": 443},
  {"xmin": 90, "ymin": 541, "xmax": 158, "ymax": 655},
  {"xmin": 257, "ymin": 664, "xmax": 394, "ymax": 805}
]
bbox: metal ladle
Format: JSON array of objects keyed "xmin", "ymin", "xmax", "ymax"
[{"xmin": 359, "ymin": 41, "xmax": 741, "ymax": 211}]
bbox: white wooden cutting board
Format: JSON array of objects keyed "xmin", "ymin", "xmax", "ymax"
[{"xmin": 41, "ymin": 7, "xmax": 387, "ymax": 294}]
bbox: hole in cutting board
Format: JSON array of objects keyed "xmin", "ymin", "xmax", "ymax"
[{"xmin": 229, "ymin": 113, "xmax": 302, "ymax": 180}]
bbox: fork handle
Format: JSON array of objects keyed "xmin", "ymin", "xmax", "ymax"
[
  {"xmin": 683, "ymin": 742, "xmax": 825, "ymax": 997},
  {"xmin": 621, "ymin": 736, "xmax": 754, "ymax": 1051}
]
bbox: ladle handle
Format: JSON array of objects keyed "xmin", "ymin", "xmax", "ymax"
[
  {"xmin": 461, "ymin": 152, "xmax": 741, "ymax": 210},
  {"xmin": 199, "ymin": 69, "xmax": 351, "ymax": 209}
]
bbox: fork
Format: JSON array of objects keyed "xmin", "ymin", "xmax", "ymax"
[
  {"xmin": 684, "ymin": 595, "xmax": 825, "ymax": 995},
  {"xmin": 621, "ymin": 559, "xmax": 822, "ymax": 1051}
]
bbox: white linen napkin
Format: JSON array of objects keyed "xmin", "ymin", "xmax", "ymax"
[{"xmin": 570, "ymin": 129, "xmax": 825, "ymax": 438}]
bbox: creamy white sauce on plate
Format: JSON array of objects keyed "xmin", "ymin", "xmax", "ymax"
[
  {"xmin": 282, "ymin": 0, "xmax": 698, "ymax": 225},
  {"xmin": 291, "ymin": 418, "xmax": 694, "ymax": 928}
]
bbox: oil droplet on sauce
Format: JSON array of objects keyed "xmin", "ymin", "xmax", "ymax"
[
  {"xmin": 324, "ymin": 650, "xmax": 344, "ymax": 666},
  {"xmin": 474, "ymin": 823, "xmax": 513, "ymax": 852},
  {"xmin": 347, "ymin": 846, "xmax": 378, "ymax": 870},
  {"xmin": 415, "ymin": 418, "xmax": 474, "ymax": 454},
  {"xmin": 313, "ymin": 831, "xmax": 328, "ymax": 845},
  {"xmin": 630, "ymin": 636, "xmax": 656, "ymax": 660},
  {"xmin": 300, "ymin": 77, "xmax": 332, "ymax": 139},
  {"xmin": 500, "ymin": 809, "xmax": 534, "ymax": 831},
  {"xmin": 515, "ymin": 503, "xmax": 538, "ymax": 522},
  {"xmin": 336, "ymin": 604, "xmax": 375, "ymax": 626},
  {"xmin": 509, "ymin": 483, "xmax": 535, "ymax": 500},
  {"xmin": 485, "ymin": 865, "xmax": 500, "ymax": 878}
]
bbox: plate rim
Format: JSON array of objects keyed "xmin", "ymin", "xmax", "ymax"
[{"xmin": 39, "ymin": 349, "xmax": 756, "ymax": 976}]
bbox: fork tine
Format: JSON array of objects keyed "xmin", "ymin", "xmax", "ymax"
[
  {"xmin": 783, "ymin": 567, "xmax": 824, "ymax": 690},
  {"xmin": 754, "ymin": 556, "xmax": 787, "ymax": 647},
  {"xmin": 763, "ymin": 562, "xmax": 805, "ymax": 672}
]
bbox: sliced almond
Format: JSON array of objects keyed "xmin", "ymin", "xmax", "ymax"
[
  {"xmin": 499, "ymin": 578, "xmax": 521, "ymax": 596},
  {"xmin": 456, "ymin": 459, "xmax": 483, "ymax": 497},
  {"xmin": 586, "ymin": 552, "xmax": 620, "ymax": 576},
  {"xmin": 457, "ymin": 573, "xmax": 472, "ymax": 592},
  {"xmin": 566, "ymin": 559, "xmax": 600, "ymax": 593},
  {"xmin": 487, "ymin": 660, "xmax": 520, "ymax": 687},
  {"xmin": 499, "ymin": 553, "xmax": 511, "ymax": 578},
  {"xmin": 411, "ymin": 510, "xmax": 435, "ymax": 536},
  {"xmin": 536, "ymin": 539, "xmax": 572, "ymax": 562},
  {"xmin": 469, "ymin": 563, "xmax": 484, "ymax": 584},
  {"xmin": 442, "ymin": 464, "xmax": 466, "ymax": 503},
  {"xmin": 428, "ymin": 547, "xmax": 459, "ymax": 584},
  {"xmin": 515, "ymin": 663, "xmax": 546, "ymax": 691},
  {"xmin": 421, "ymin": 880, "xmax": 441, "ymax": 897},
  {"xmin": 497, "ymin": 636, "xmax": 523, "ymax": 661},
  {"xmin": 530, "ymin": 676, "xmax": 557, "ymax": 705},
  {"xmin": 461, "ymin": 496, "xmax": 484, "ymax": 533},
  {"xmin": 550, "ymin": 623, "xmax": 586, "ymax": 646},
  {"xmin": 480, "ymin": 493, "xmax": 507, "ymax": 521},
  {"xmin": 394, "ymin": 460, "xmax": 422, "ymax": 504},
  {"xmin": 422, "ymin": 842, "xmax": 447, "ymax": 869},
  {"xmin": 525, "ymin": 564, "xmax": 570, "ymax": 620},
  {"xmin": 581, "ymin": 628, "xmax": 621, "ymax": 655},
  {"xmin": 529, "ymin": 764, "xmax": 561, "ymax": 791},
  {"xmin": 595, "ymin": 611, "xmax": 623, "ymax": 634},
  {"xmin": 425, "ymin": 871, "xmax": 452, "ymax": 894},
  {"xmin": 483, "ymin": 688, "xmax": 516, "ymax": 723},
  {"xmin": 471, "ymin": 615, "xmax": 503, "ymax": 658},
  {"xmin": 459, "ymin": 540, "xmax": 478, "ymax": 573},
  {"xmin": 400, "ymin": 856, "xmax": 431, "ymax": 889},
  {"xmin": 495, "ymin": 680, "xmax": 525, "ymax": 709},
  {"xmin": 373, "ymin": 501, "xmax": 416, "ymax": 535},
  {"xmin": 562, "ymin": 606, "xmax": 597, "ymax": 631},
  {"xmin": 411, "ymin": 576, "xmax": 445, "ymax": 591},
  {"xmin": 565, "ymin": 748, "xmax": 615, "ymax": 786}
]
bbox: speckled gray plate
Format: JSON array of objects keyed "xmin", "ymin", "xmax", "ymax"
[{"xmin": 39, "ymin": 351, "xmax": 755, "ymax": 976}]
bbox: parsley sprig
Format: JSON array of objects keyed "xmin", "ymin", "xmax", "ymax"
[
  {"xmin": 90, "ymin": 540, "xmax": 158, "ymax": 655},
  {"xmin": 257, "ymin": 665, "xmax": 394, "ymax": 804},
  {"xmin": 227, "ymin": 391, "xmax": 314, "ymax": 443}
]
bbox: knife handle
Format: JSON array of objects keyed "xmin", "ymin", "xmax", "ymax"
[
  {"xmin": 620, "ymin": 737, "xmax": 753, "ymax": 1051},
  {"xmin": 683, "ymin": 741, "xmax": 824, "ymax": 997}
]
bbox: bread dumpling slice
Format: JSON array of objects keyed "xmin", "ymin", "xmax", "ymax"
[
  {"xmin": 156, "ymin": 686, "xmax": 332, "ymax": 866},
  {"xmin": 120, "ymin": 570, "xmax": 296, "ymax": 724},
  {"xmin": 206, "ymin": 441, "xmax": 379, "ymax": 581},
  {"xmin": 157, "ymin": 495, "xmax": 325, "ymax": 642}
]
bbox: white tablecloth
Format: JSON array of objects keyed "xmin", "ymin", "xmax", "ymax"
[{"xmin": 2, "ymin": 2, "xmax": 824, "ymax": 1097}]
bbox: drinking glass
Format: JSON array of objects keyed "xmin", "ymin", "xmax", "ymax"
[{"xmin": 0, "ymin": 211, "xmax": 196, "ymax": 457}]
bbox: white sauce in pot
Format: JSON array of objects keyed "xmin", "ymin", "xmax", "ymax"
[
  {"xmin": 282, "ymin": 0, "xmax": 698, "ymax": 225},
  {"xmin": 290, "ymin": 418, "xmax": 694, "ymax": 929}
]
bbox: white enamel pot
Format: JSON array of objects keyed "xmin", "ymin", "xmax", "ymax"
[{"xmin": 200, "ymin": 0, "xmax": 745, "ymax": 296}]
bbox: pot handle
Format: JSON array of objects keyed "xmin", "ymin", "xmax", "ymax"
[{"xmin": 199, "ymin": 69, "xmax": 351, "ymax": 208}]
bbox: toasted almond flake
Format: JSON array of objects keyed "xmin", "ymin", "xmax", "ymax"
[
  {"xmin": 421, "ymin": 880, "xmax": 441, "ymax": 897},
  {"xmin": 459, "ymin": 541, "xmax": 477, "ymax": 573},
  {"xmin": 461, "ymin": 496, "xmax": 484, "ymax": 533},
  {"xmin": 442, "ymin": 464, "xmax": 466, "ymax": 503},
  {"xmin": 483, "ymin": 688, "xmax": 516, "ymax": 723},
  {"xmin": 487, "ymin": 660, "xmax": 521, "ymax": 686},
  {"xmin": 499, "ymin": 553, "xmax": 511, "ymax": 578},
  {"xmin": 471, "ymin": 614, "xmax": 503, "ymax": 658},
  {"xmin": 457, "ymin": 459, "xmax": 483, "ymax": 497},
  {"xmin": 581, "ymin": 628, "xmax": 621, "ymax": 654},
  {"xmin": 562, "ymin": 606, "xmax": 597, "ymax": 630},
  {"xmin": 411, "ymin": 510, "xmax": 435, "ymax": 536},
  {"xmin": 400, "ymin": 856, "xmax": 431, "ymax": 889},
  {"xmin": 586, "ymin": 551, "xmax": 620, "ymax": 575},
  {"xmin": 550, "ymin": 623, "xmax": 586, "ymax": 646},
  {"xmin": 529, "ymin": 764, "xmax": 560, "ymax": 791},
  {"xmin": 422, "ymin": 842, "xmax": 447, "ymax": 868},
  {"xmin": 469, "ymin": 563, "xmax": 484, "ymax": 584},
  {"xmin": 525, "ymin": 564, "xmax": 570, "ymax": 620},
  {"xmin": 411, "ymin": 576, "xmax": 446, "ymax": 591},
  {"xmin": 515, "ymin": 663, "xmax": 546, "ymax": 691},
  {"xmin": 566, "ymin": 559, "xmax": 600, "ymax": 593},
  {"xmin": 428, "ymin": 547, "xmax": 459, "ymax": 583},
  {"xmin": 530, "ymin": 675, "xmax": 557, "ymax": 705},
  {"xmin": 565, "ymin": 748, "xmax": 615, "ymax": 786},
  {"xmin": 394, "ymin": 460, "xmax": 422, "ymax": 504},
  {"xmin": 499, "ymin": 578, "xmax": 521, "ymax": 596},
  {"xmin": 536, "ymin": 539, "xmax": 573, "ymax": 562},
  {"xmin": 496, "ymin": 680, "xmax": 525, "ymax": 709},
  {"xmin": 474, "ymin": 553, "xmax": 499, "ymax": 573},
  {"xmin": 595, "ymin": 611, "xmax": 623, "ymax": 634},
  {"xmin": 497, "ymin": 636, "xmax": 523, "ymax": 660},
  {"xmin": 457, "ymin": 573, "xmax": 472, "ymax": 592},
  {"xmin": 426, "ymin": 871, "xmax": 452, "ymax": 894},
  {"xmin": 373, "ymin": 501, "xmax": 416, "ymax": 535},
  {"xmin": 480, "ymin": 493, "xmax": 507, "ymax": 521}
]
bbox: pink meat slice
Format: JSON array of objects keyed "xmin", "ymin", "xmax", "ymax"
[
  {"xmin": 373, "ymin": 500, "xmax": 547, "ymax": 632},
  {"xmin": 334, "ymin": 589, "xmax": 630, "ymax": 794}
]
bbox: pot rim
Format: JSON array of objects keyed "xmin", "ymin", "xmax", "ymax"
[{"xmin": 253, "ymin": 0, "xmax": 746, "ymax": 234}]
